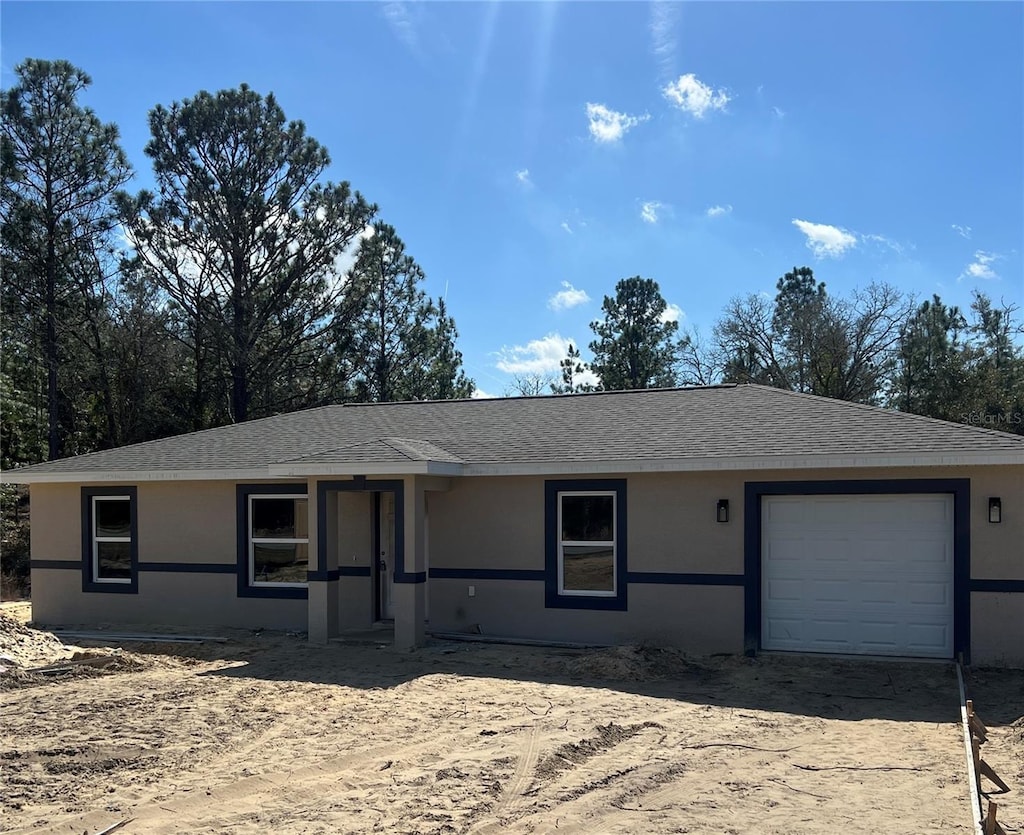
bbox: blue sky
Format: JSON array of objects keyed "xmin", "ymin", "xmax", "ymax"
[{"xmin": 3, "ymin": 1, "xmax": 1022, "ymax": 396}]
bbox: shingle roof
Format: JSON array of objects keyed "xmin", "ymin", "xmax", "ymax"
[{"xmin": 5, "ymin": 384, "xmax": 1024, "ymax": 481}]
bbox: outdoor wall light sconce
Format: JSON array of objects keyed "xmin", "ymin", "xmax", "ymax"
[
  {"xmin": 989, "ymin": 497, "xmax": 1002, "ymax": 524},
  {"xmin": 717, "ymin": 499, "xmax": 730, "ymax": 523}
]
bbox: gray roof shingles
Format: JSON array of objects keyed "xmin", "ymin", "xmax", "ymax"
[{"xmin": 6, "ymin": 384, "xmax": 1024, "ymax": 477}]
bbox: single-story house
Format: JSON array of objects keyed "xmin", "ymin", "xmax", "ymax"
[{"xmin": 4, "ymin": 384, "xmax": 1022, "ymax": 664}]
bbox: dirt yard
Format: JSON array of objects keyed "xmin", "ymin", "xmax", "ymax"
[{"xmin": 1, "ymin": 602, "xmax": 1019, "ymax": 835}]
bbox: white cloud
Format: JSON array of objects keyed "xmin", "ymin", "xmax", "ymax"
[
  {"xmin": 382, "ymin": 2, "xmax": 420, "ymax": 50},
  {"xmin": 560, "ymin": 221, "xmax": 573, "ymax": 235},
  {"xmin": 662, "ymin": 73, "xmax": 731, "ymax": 118},
  {"xmin": 548, "ymin": 281, "xmax": 590, "ymax": 311},
  {"xmin": 791, "ymin": 218, "xmax": 858, "ymax": 259},
  {"xmin": 706, "ymin": 204, "xmax": 732, "ymax": 217},
  {"xmin": 586, "ymin": 102, "xmax": 649, "ymax": 144},
  {"xmin": 660, "ymin": 303, "xmax": 684, "ymax": 324},
  {"xmin": 471, "ymin": 387, "xmax": 496, "ymax": 399},
  {"xmin": 496, "ymin": 333, "xmax": 574, "ymax": 375},
  {"xmin": 640, "ymin": 201, "xmax": 665, "ymax": 224},
  {"xmin": 515, "ymin": 168, "xmax": 531, "ymax": 186},
  {"xmin": 649, "ymin": 1, "xmax": 679, "ymax": 77},
  {"xmin": 862, "ymin": 233, "xmax": 905, "ymax": 255},
  {"xmin": 960, "ymin": 251, "xmax": 1001, "ymax": 281},
  {"xmin": 771, "ymin": 106, "xmax": 785, "ymax": 120},
  {"xmin": 952, "ymin": 224, "xmax": 972, "ymax": 239}
]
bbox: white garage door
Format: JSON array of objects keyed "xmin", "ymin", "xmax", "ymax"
[{"xmin": 762, "ymin": 494, "xmax": 954, "ymax": 658}]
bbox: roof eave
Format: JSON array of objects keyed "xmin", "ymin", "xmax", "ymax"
[
  {"xmin": 4, "ymin": 450, "xmax": 1021, "ymax": 485},
  {"xmin": 266, "ymin": 460, "xmax": 465, "ymax": 478},
  {"xmin": 0, "ymin": 468, "xmax": 282, "ymax": 485}
]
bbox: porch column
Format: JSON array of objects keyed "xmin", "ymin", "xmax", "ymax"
[
  {"xmin": 394, "ymin": 474, "xmax": 427, "ymax": 649},
  {"xmin": 308, "ymin": 479, "xmax": 339, "ymax": 643}
]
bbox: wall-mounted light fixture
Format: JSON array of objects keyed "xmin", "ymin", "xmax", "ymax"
[
  {"xmin": 717, "ymin": 499, "xmax": 729, "ymax": 524},
  {"xmin": 989, "ymin": 497, "xmax": 1002, "ymax": 524}
]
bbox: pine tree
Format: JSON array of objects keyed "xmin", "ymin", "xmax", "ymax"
[
  {"xmin": 1, "ymin": 59, "xmax": 132, "ymax": 459},
  {"xmin": 588, "ymin": 277, "xmax": 679, "ymax": 390},
  {"xmin": 341, "ymin": 224, "xmax": 472, "ymax": 401},
  {"xmin": 119, "ymin": 84, "xmax": 375, "ymax": 425}
]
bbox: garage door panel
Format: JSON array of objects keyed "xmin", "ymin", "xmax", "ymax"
[
  {"xmin": 908, "ymin": 580, "xmax": 951, "ymax": 606},
  {"xmin": 906, "ymin": 623, "xmax": 951, "ymax": 654},
  {"xmin": 809, "ymin": 579, "xmax": 850, "ymax": 603},
  {"xmin": 764, "ymin": 578, "xmax": 803, "ymax": 602},
  {"xmin": 762, "ymin": 494, "xmax": 954, "ymax": 659},
  {"xmin": 860, "ymin": 580, "xmax": 901, "ymax": 605}
]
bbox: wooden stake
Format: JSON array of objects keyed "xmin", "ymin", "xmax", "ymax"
[
  {"xmin": 979, "ymin": 759, "xmax": 1010, "ymax": 793},
  {"xmin": 969, "ymin": 712, "xmax": 989, "ymax": 742},
  {"xmin": 972, "ymin": 738, "xmax": 983, "ymax": 795},
  {"xmin": 984, "ymin": 800, "xmax": 997, "ymax": 835}
]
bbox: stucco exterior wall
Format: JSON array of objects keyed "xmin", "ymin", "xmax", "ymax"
[
  {"xmin": 26, "ymin": 464, "xmax": 1023, "ymax": 664},
  {"xmin": 30, "ymin": 480, "xmax": 307, "ymax": 631}
]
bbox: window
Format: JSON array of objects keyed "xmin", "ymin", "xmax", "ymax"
[
  {"xmin": 249, "ymin": 495, "xmax": 309, "ymax": 585},
  {"xmin": 545, "ymin": 479, "xmax": 627, "ymax": 610},
  {"xmin": 237, "ymin": 485, "xmax": 310, "ymax": 598},
  {"xmin": 559, "ymin": 493, "xmax": 616, "ymax": 595},
  {"xmin": 81, "ymin": 487, "xmax": 138, "ymax": 593}
]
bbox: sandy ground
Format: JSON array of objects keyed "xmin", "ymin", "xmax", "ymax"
[
  {"xmin": 966, "ymin": 666, "xmax": 1024, "ymax": 833},
  {"xmin": 0, "ymin": 603, "xmax": 1017, "ymax": 835}
]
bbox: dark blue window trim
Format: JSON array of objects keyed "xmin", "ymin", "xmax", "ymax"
[
  {"xmin": 236, "ymin": 483, "xmax": 309, "ymax": 600},
  {"xmin": 743, "ymin": 479, "xmax": 971, "ymax": 661},
  {"xmin": 81, "ymin": 486, "xmax": 139, "ymax": 594},
  {"xmin": 545, "ymin": 479, "xmax": 628, "ymax": 611}
]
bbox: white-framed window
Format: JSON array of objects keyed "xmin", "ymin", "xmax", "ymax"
[
  {"xmin": 92, "ymin": 495, "xmax": 133, "ymax": 583},
  {"xmin": 248, "ymin": 494, "xmax": 309, "ymax": 586},
  {"xmin": 557, "ymin": 491, "xmax": 616, "ymax": 596}
]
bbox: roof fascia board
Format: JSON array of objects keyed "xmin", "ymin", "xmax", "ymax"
[
  {"xmin": 0, "ymin": 468, "xmax": 286, "ymax": 485},
  {"xmin": 5, "ymin": 451, "xmax": 1021, "ymax": 485},
  {"xmin": 461, "ymin": 451, "xmax": 1024, "ymax": 476},
  {"xmin": 267, "ymin": 461, "xmax": 465, "ymax": 478}
]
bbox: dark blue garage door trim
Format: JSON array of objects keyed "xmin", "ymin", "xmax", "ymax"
[{"xmin": 743, "ymin": 479, "xmax": 971, "ymax": 661}]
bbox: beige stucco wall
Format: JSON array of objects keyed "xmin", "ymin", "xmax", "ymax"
[
  {"xmin": 30, "ymin": 480, "xmax": 306, "ymax": 631},
  {"xmin": 971, "ymin": 592, "xmax": 1024, "ymax": 666},
  {"xmin": 27, "ymin": 464, "xmax": 1023, "ymax": 663},
  {"xmin": 426, "ymin": 467, "xmax": 1023, "ymax": 662}
]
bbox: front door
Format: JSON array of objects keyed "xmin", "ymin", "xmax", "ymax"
[{"xmin": 378, "ymin": 491, "xmax": 396, "ymax": 620}]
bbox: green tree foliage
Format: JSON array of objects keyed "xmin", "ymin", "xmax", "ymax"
[
  {"xmin": 588, "ymin": 276, "xmax": 681, "ymax": 390},
  {"xmin": 1, "ymin": 59, "xmax": 132, "ymax": 459},
  {"xmin": 892, "ymin": 293, "xmax": 1024, "ymax": 434},
  {"xmin": 715, "ymin": 268, "xmax": 910, "ymax": 403},
  {"xmin": 119, "ymin": 84, "xmax": 376, "ymax": 425},
  {"xmin": 340, "ymin": 224, "xmax": 473, "ymax": 401},
  {"xmin": 551, "ymin": 343, "xmax": 596, "ymax": 394},
  {"xmin": 891, "ymin": 295, "xmax": 969, "ymax": 420}
]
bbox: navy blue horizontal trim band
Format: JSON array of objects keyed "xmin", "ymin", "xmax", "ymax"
[
  {"xmin": 971, "ymin": 579, "xmax": 1024, "ymax": 593},
  {"xmin": 429, "ymin": 568, "xmax": 546, "ymax": 581},
  {"xmin": 138, "ymin": 562, "xmax": 236, "ymax": 574},
  {"xmin": 31, "ymin": 559, "xmax": 81, "ymax": 570},
  {"xmin": 627, "ymin": 572, "xmax": 746, "ymax": 586},
  {"xmin": 395, "ymin": 571, "xmax": 427, "ymax": 584},
  {"xmin": 307, "ymin": 567, "xmax": 372, "ymax": 581},
  {"xmin": 337, "ymin": 566, "xmax": 372, "ymax": 577},
  {"xmin": 237, "ymin": 586, "xmax": 308, "ymax": 599}
]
